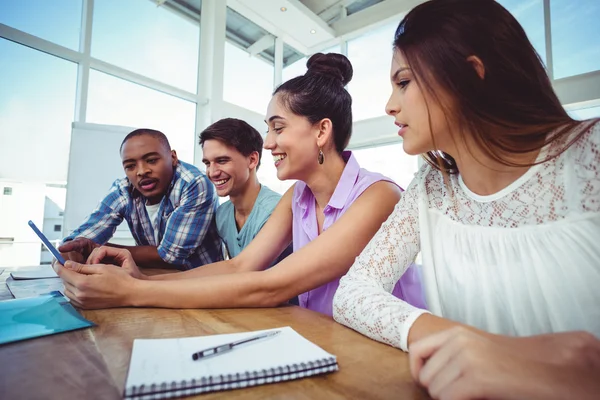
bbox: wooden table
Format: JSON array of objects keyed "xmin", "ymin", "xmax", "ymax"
[{"xmin": 0, "ymin": 269, "xmax": 428, "ymax": 399}]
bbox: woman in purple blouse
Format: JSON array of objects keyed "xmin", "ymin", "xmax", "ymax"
[{"xmin": 56, "ymin": 53, "xmax": 426, "ymax": 315}]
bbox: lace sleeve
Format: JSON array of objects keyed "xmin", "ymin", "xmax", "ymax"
[
  {"xmin": 333, "ymin": 166, "xmax": 430, "ymax": 352},
  {"xmin": 572, "ymin": 119, "xmax": 600, "ymax": 213}
]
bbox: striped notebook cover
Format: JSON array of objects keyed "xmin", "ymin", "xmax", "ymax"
[{"xmin": 123, "ymin": 326, "xmax": 338, "ymax": 399}]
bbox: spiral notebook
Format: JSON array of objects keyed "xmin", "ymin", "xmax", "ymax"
[{"xmin": 123, "ymin": 326, "xmax": 338, "ymax": 399}]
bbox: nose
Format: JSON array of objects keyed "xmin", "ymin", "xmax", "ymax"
[
  {"xmin": 263, "ymin": 130, "xmax": 275, "ymax": 150},
  {"xmin": 136, "ymin": 162, "xmax": 150, "ymax": 176},
  {"xmin": 207, "ymin": 163, "xmax": 219, "ymax": 179},
  {"xmin": 385, "ymin": 90, "xmax": 400, "ymax": 117}
]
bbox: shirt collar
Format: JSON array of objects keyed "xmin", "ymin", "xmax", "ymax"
[{"xmin": 295, "ymin": 151, "xmax": 359, "ymax": 211}]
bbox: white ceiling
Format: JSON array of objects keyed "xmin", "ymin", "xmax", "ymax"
[{"xmin": 227, "ymin": 0, "xmax": 419, "ymax": 54}]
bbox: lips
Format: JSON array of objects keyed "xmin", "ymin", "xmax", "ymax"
[
  {"xmin": 212, "ymin": 178, "xmax": 230, "ymax": 189},
  {"xmin": 139, "ymin": 178, "xmax": 158, "ymax": 191},
  {"xmin": 273, "ymin": 153, "xmax": 287, "ymax": 168},
  {"xmin": 395, "ymin": 122, "xmax": 408, "ymax": 137}
]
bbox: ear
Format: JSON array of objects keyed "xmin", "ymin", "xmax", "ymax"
[
  {"xmin": 170, "ymin": 150, "xmax": 178, "ymax": 167},
  {"xmin": 467, "ymin": 55, "xmax": 485, "ymax": 80},
  {"xmin": 248, "ymin": 151, "xmax": 260, "ymax": 170},
  {"xmin": 315, "ymin": 118, "xmax": 334, "ymax": 149}
]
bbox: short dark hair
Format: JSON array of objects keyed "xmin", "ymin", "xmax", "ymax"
[
  {"xmin": 273, "ymin": 53, "xmax": 353, "ymax": 153},
  {"xmin": 120, "ymin": 128, "xmax": 171, "ymax": 152},
  {"xmin": 199, "ymin": 118, "xmax": 264, "ymax": 169}
]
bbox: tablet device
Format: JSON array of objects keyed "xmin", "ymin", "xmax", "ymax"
[{"xmin": 27, "ymin": 220, "xmax": 66, "ymax": 265}]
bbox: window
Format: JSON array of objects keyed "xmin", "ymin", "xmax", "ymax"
[
  {"xmin": 3, "ymin": 187, "xmax": 12, "ymax": 196},
  {"xmin": 282, "ymin": 57, "xmax": 307, "ymax": 83},
  {"xmin": 0, "ymin": 0, "xmax": 82, "ymax": 50},
  {"xmin": 92, "ymin": 0, "xmax": 200, "ymax": 92},
  {"xmin": 568, "ymin": 105, "xmax": 600, "ymax": 120},
  {"xmin": 86, "ymin": 70, "xmax": 196, "ymax": 164},
  {"xmin": 54, "ymin": 225, "xmax": 62, "ymax": 232},
  {"xmin": 550, "ymin": 0, "xmax": 600, "ymax": 79},
  {"xmin": 496, "ymin": 0, "xmax": 546, "ymax": 64},
  {"xmin": 352, "ymin": 143, "xmax": 419, "ymax": 190},
  {"xmin": 224, "ymin": 42, "xmax": 274, "ymax": 115},
  {"xmin": 41, "ymin": 244, "xmax": 48, "ymax": 252},
  {"xmin": 59, "ymin": 211, "xmax": 64, "ymax": 217},
  {"xmin": 347, "ymin": 21, "xmax": 399, "ymax": 121},
  {"xmin": 0, "ymin": 39, "xmax": 78, "ymax": 182}
]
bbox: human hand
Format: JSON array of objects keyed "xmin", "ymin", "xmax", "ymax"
[
  {"xmin": 58, "ymin": 237, "xmax": 100, "ymax": 262},
  {"xmin": 410, "ymin": 327, "xmax": 600, "ymax": 400},
  {"xmin": 86, "ymin": 246, "xmax": 146, "ymax": 280},
  {"xmin": 409, "ymin": 327, "xmax": 545, "ymax": 400},
  {"xmin": 56, "ymin": 260, "xmax": 140, "ymax": 309}
]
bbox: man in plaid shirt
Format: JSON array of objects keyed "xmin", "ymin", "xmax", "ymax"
[{"xmin": 58, "ymin": 128, "xmax": 223, "ymax": 270}]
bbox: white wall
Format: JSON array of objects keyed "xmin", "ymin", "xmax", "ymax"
[
  {"xmin": 41, "ymin": 197, "xmax": 64, "ymax": 264},
  {"xmin": 0, "ymin": 180, "xmax": 46, "ymax": 267}
]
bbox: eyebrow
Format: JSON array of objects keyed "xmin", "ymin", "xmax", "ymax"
[
  {"xmin": 391, "ymin": 67, "xmax": 411, "ymax": 81},
  {"xmin": 265, "ymin": 115, "xmax": 285, "ymax": 124},
  {"xmin": 202, "ymin": 156, "xmax": 231, "ymax": 163},
  {"xmin": 122, "ymin": 152, "xmax": 161, "ymax": 165}
]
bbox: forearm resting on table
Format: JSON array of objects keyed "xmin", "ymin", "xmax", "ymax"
[
  {"xmin": 516, "ymin": 362, "xmax": 600, "ymax": 400},
  {"xmin": 147, "ymin": 258, "xmax": 243, "ymax": 281},
  {"xmin": 129, "ymin": 271, "xmax": 282, "ymax": 308}
]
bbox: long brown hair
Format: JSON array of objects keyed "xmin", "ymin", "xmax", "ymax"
[{"xmin": 394, "ymin": 0, "xmax": 582, "ymax": 173}]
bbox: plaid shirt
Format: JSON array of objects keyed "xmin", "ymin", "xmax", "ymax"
[{"xmin": 63, "ymin": 161, "xmax": 223, "ymax": 269}]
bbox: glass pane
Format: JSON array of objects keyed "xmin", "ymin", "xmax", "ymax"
[
  {"xmin": 92, "ymin": 0, "xmax": 199, "ymax": 92},
  {"xmin": 224, "ymin": 42, "xmax": 274, "ymax": 115},
  {"xmin": 256, "ymin": 149, "xmax": 296, "ymax": 195},
  {"xmin": 86, "ymin": 70, "xmax": 196, "ymax": 164},
  {"xmin": 496, "ymin": 0, "xmax": 546, "ymax": 64},
  {"xmin": 568, "ymin": 105, "xmax": 600, "ymax": 120},
  {"xmin": 0, "ymin": 0, "xmax": 82, "ymax": 50},
  {"xmin": 0, "ymin": 182, "xmax": 66, "ymax": 267},
  {"xmin": 347, "ymin": 21, "xmax": 399, "ymax": 121},
  {"xmin": 282, "ymin": 57, "xmax": 307, "ymax": 83},
  {"xmin": 0, "ymin": 39, "xmax": 77, "ymax": 182},
  {"xmin": 550, "ymin": 0, "xmax": 600, "ymax": 79},
  {"xmin": 322, "ymin": 44, "xmax": 342, "ymax": 54},
  {"xmin": 352, "ymin": 143, "xmax": 419, "ymax": 190}
]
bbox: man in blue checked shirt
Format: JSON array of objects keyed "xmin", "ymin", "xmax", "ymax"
[{"xmin": 57, "ymin": 128, "xmax": 223, "ymax": 270}]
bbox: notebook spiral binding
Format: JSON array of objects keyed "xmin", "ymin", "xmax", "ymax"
[{"xmin": 124, "ymin": 356, "xmax": 338, "ymax": 399}]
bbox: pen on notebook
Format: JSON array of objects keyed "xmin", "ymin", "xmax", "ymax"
[{"xmin": 191, "ymin": 330, "xmax": 281, "ymax": 361}]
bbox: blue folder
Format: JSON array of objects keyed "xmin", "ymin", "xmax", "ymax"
[{"xmin": 0, "ymin": 292, "xmax": 95, "ymax": 345}]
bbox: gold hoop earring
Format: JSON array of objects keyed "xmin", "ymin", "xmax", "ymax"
[{"xmin": 318, "ymin": 148, "xmax": 324, "ymax": 165}]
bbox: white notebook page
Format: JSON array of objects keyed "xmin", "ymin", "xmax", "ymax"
[{"xmin": 125, "ymin": 326, "xmax": 336, "ymax": 387}]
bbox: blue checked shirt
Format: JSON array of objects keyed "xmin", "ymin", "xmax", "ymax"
[{"xmin": 63, "ymin": 161, "xmax": 223, "ymax": 269}]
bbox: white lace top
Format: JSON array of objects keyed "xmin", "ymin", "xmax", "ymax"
[{"xmin": 333, "ymin": 120, "xmax": 600, "ymax": 352}]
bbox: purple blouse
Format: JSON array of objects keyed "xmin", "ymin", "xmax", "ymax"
[{"xmin": 292, "ymin": 151, "xmax": 426, "ymax": 316}]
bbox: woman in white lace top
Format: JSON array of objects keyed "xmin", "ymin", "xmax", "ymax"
[{"xmin": 333, "ymin": 0, "xmax": 600, "ymax": 398}]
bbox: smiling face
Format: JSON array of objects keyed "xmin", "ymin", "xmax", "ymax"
[
  {"xmin": 385, "ymin": 50, "xmax": 453, "ymax": 156},
  {"xmin": 201, "ymin": 139, "xmax": 258, "ymax": 198},
  {"xmin": 264, "ymin": 94, "xmax": 321, "ymax": 182},
  {"xmin": 121, "ymin": 135, "xmax": 177, "ymax": 205}
]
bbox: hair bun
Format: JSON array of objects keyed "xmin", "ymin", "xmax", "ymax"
[{"xmin": 306, "ymin": 53, "xmax": 353, "ymax": 86}]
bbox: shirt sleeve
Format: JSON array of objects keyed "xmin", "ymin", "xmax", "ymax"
[
  {"xmin": 157, "ymin": 174, "xmax": 218, "ymax": 267},
  {"xmin": 333, "ymin": 167, "xmax": 430, "ymax": 352},
  {"xmin": 62, "ymin": 180, "xmax": 127, "ymax": 245}
]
